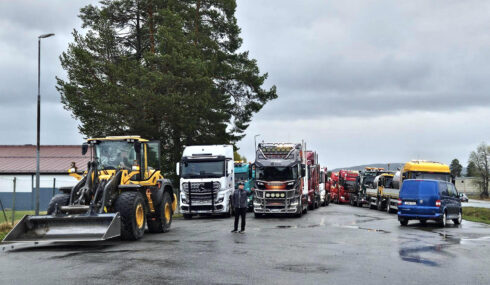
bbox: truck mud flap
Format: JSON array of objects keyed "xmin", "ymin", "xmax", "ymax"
[{"xmin": 2, "ymin": 213, "xmax": 121, "ymax": 243}]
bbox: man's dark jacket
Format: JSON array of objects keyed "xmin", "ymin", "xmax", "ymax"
[{"xmin": 232, "ymin": 188, "xmax": 248, "ymax": 209}]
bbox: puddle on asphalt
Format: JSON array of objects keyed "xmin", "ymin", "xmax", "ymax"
[
  {"xmin": 275, "ymin": 263, "xmax": 332, "ymax": 274},
  {"xmin": 398, "ymin": 230, "xmax": 462, "ymax": 267}
]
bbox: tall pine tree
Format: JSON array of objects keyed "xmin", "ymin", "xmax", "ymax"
[{"xmin": 57, "ymin": 0, "xmax": 277, "ymax": 177}]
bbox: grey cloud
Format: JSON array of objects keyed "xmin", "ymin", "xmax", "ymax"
[{"xmin": 0, "ymin": 0, "xmax": 489, "ymax": 169}]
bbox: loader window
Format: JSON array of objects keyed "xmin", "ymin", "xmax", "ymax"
[
  {"xmin": 95, "ymin": 141, "xmax": 137, "ymax": 170},
  {"xmin": 147, "ymin": 142, "xmax": 160, "ymax": 170}
]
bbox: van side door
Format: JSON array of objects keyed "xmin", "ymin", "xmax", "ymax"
[
  {"xmin": 447, "ymin": 183, "xmax": 460, "ymax": 216},
  {"xmin": 438, "ymin": 182, "xmax": 449, "ymax": 214}
]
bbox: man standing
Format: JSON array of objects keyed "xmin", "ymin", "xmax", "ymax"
[{"xmin": 231, "ymin": 182, "xmax": 248, "ymax": 233}]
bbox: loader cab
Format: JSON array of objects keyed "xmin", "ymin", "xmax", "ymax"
[{"xmin": 88, "ymin": 136, "xmax": 160, "ymax": 182}]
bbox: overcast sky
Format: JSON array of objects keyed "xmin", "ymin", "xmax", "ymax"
[{"xmin": 1, "ymin": 1, "xmax": 489, "ymax": 169}]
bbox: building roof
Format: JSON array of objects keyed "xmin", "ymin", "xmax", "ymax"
[{"xmin": 0, "ymin": 145, "xmax": 89, "ymax": 174}]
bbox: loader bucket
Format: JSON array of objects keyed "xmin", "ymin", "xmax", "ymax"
[{"xmin": 2, "ymin": 213, "xmax": 121, "ymax": 243}]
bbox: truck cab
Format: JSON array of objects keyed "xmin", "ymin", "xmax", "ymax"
[
  {"xmin": 306, "ymin": 151, "xmax": 321, "ymax": 210},
  {"xmin": 177, "ymin": 145, "xmax": 234, "ymax": 219},
  {"xmin": 254, "ymin": 143, "xmax": 308, "ymax": 217},
  {"xmin": 337, "ymin": 170, "xmax": 359, "ymax": 204},
  {"xmin": 234, "ymin": 161, "xmax": 255, "ymax": 211}
]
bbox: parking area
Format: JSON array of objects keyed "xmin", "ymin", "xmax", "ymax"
[{"xmin": 1, "ymin": 204, "xmax": 489, "ymax": 284}]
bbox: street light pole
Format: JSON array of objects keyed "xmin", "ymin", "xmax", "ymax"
[{"xmin": 35, "ymin": 33, "xmax": 55, "ymax": 215}]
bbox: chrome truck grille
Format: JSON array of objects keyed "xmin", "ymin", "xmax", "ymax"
[{"xmin": 182, "ymin": 182, "xmax": 220, "ymax": 201}]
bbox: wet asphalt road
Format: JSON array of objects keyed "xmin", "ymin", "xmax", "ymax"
[
  {"xmin": 463, "ymin": 199, "xmax": 490, "ymax": 209},
  {"xmin": 1, "ymin": 204, "xmax": 489, "ymax": 285}
]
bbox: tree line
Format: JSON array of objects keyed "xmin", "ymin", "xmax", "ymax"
[{"xmin": 450, "ymin": 142, "xmax": 489, "ymax": 198}]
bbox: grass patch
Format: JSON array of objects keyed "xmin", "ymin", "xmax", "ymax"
[
  {"xmin": 467, "ymin": 194, "xmax": 490, "ymax": 201},
  {"xmin": 463, "ymin": 207, "xmax": 490, "ymax": 224},
  {"xmin": 0, "ymin": 210, "xmax": 44, "ymax": 224},
  {"xmin": 173, "ymin": 213, "xmax": 183, "ymax": 219}
]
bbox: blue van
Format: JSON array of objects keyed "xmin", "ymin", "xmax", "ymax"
[{"xmin": 397, "ymin": 179, "xmax": 462, "ymax": 227}]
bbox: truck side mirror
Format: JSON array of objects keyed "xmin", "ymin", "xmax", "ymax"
[
  {"xmin": 134, "ymin": 141, "xmax": 141, "ymax": 154},
  {"xmin": 176, "ymin": 162, "xmax": 180, "ymax": 176},
  {"xmin": 81, "ymin": 143, "xmax": 88, "ymax": 155}
]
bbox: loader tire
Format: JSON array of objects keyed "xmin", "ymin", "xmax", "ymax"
[
  {"xmin": 115, "ymin": 191, "xmax": 146, "ymax": 241},
  {"xmin": 47, "ymin": 194, "xmax": 70, "ymax": 215},
  {"xmin": 148, "ymin": 191, "xmax": 173, "ymax": 233}
]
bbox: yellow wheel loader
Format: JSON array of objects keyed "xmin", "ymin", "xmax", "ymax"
[{"xmin": 3, "ymin": 136, "xmax": 177, "ymax": 243}]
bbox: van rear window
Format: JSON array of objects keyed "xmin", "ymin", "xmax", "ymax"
[{"xmin": 402, "ymin": 180, "xmax": 438, "ymax": 196}]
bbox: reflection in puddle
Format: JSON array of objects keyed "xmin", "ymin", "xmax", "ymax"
[{"xmin": 399, "ymin": 232, "xmax": 461, "ymax": 267}]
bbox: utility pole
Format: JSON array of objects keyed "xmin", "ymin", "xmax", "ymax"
[
  {"xmin": 35, "ymin": 33, "xmax": 55, "ymax": 215},
  {"xmin": 12, "ymin": 177, "xmax": 16, "ymax": 225}
]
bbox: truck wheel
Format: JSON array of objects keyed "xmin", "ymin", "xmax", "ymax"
[
  {"xmin": 399, "ymin": 218, "xmax": 408, "ymax": 226},
  {"xmin": 254, "ymin": 213, "xmax": 263, "ymax": 218},
  {"xmin": 114, "ymin": 191, "xmax": 146, "ymax": 241},
  {"xmin": 453, "ymin": 211, "xmax": 462, "ymax": 225},
  {"xmin": 47, "ymin": 194, "xmax": 70, "ymax": 215},
  {"xmin": 376, "ymin": 199, "xmax": 383, "ymax": 211},
  {"xmin": 369, "ymin": 199, "xmax": 376, "ymax": 209},
  {"xmin": 147, "ymin": 191, "xmax": 173, "ymax": 233},
  {"xmin": 325, "ymin": 197, "xmax": 329, "ymax": 206},
  {"xmin": 386, "ymin": 198, "xmax": 391, "ymax": 213},
  {"xmin": 183, "ymin": 214, "xmax": 193, "ymax": 220}
]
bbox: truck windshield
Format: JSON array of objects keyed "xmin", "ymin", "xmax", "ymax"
[
  {"xmin": 256, "ymin": 166, "xmax": 298, "ymax": 181},
  {"xmin": 363, "ymin": 176, "xmax": 375, "ymax": 187},
  {"xmin": 181, "ymin": 160, "xmax": 225, "ymax": 178},
  {"xmin": 95, "ymin": 141, "xmax": 137, "ymax": 170},
  {"xmin": 409, "ymin": 172, "xmax": 451, "ymax": 182},
  {"xmin": 344, "ymin": 180, "xmax": 357, "ymax": 190},
  {"xmin": 235, "ymin": 172, "xmax": 249, "ymax": 181}
]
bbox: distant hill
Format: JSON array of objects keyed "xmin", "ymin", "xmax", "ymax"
[{"xmin": 330, "ymin": 163, "xmax": 404, "ymax": 172}]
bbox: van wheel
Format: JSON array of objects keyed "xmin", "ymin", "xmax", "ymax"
[
  {"xmin": 453, "ymin": 211, "xmax": 462, "ymax": 225},
  {"xmin": 440, "ymin": 211, "xmax": 447, "ymax": 227},
  {"xmin": 399, "ymin": 218, "xmax": 408, "ymax": 226},
  {"xmin": 419, "ymin": 220, "xmax": 427, "ymax": 225}
]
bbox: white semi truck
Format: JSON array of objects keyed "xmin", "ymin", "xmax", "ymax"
[{"xmin": 176, "ymin": 145, "xmax": 235, "ymax": 219}]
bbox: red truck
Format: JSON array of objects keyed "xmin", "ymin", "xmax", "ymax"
[
  {"xmin": 335, "ymin": 170, "xmax": 359, "ymax": 204},
  {"xmin": 306, "ymin": 151, "xmax": 321, "ymax": 210},
  {"xmin": 329, "ymin": 172, "xmax": 340, "ymax": 203}
]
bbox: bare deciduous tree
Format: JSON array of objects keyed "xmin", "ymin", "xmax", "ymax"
[{"xmin": 468, "ymin": 142, "xmax": 490, "ymax": 198}]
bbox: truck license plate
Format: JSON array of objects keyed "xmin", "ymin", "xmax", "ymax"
[{"xmin": 405, "ymin": 201, "xmax": 416, "ymax": 205}]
